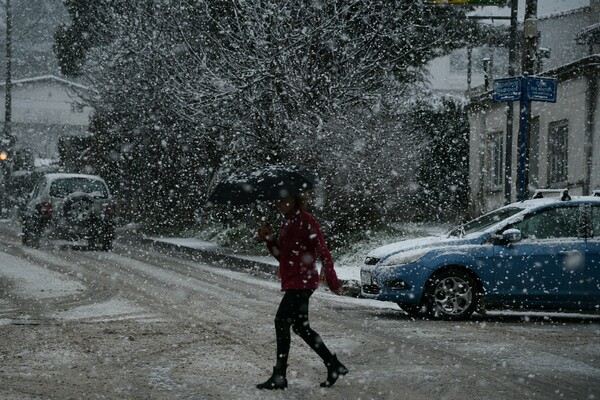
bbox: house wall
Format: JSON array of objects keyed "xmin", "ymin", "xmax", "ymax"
[
  {"xmin": 591, "ymin": 73, "xmax": 600, "ymax": 191},
  {"xmin": 468, "ymin": 103, "xmax": 509, "ymax": 215},
  {"xmin": 467, "ymin": 3, "xmax": 600, "ymax": 216},
  {"xmin": 538, "ymin": 10, "xmax": 591, "ymax": 71},
  {"xmin": 529, "ymin": 76, "xmax": 588, "ymax": 194},
  {"xmin": 0, "ymin": 79, "xmax": 92, "ymax": 159},
  {"xmin": 469, "ymin": 71, "xmax": 599, "ymax": 215}
]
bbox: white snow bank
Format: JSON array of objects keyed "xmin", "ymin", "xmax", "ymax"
[
  {"xmin": 151, "ymin": 237, "xmax": 361, "ymax": 281},
  {"xmin": 0, "ymin": 252, "xmax": 85, "ymax": 299},
  {"xmin": 149, "ymin": 237, "xmax": 219, "ymax": 251}
]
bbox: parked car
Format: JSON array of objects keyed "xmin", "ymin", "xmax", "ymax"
[
  {"xmin": 361, "ymin": 190, "xmax": 600, "ymax": 319},
  {"xmin": 22, "ymin": 173, "xmax": 117, "ymax": 250}
]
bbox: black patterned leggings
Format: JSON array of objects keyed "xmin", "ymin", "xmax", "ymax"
[{"xmin": 274, "ymin": 289, "xmax": 333, "ymax": 368}]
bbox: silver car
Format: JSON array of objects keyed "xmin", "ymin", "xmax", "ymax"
[{"xmin": 22, "ymin": 173, "xmax": 116, "ymax": 250}]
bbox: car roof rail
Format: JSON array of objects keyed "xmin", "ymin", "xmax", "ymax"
[{"xmin": 532, "ymin": 188, "xmax": 571, "ymax": 201}]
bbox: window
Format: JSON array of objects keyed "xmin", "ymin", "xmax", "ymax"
[
  {"xmin": 511, "ymin": 206, "xmax": 580, "ymax": 240},
  {"xmin": 592, "ymin": 205, "xmax": 600, "ymax": 238},
  {"xmin": 50, "ymin": 178, "xmax": 109, "ymax": 199},
  {"xmin": 489, "ymin": 131, "xmax": 504, "ymax": 190},
  {"xmin": 548, "ymin": 120, "xmax": 568, "ymax": 185},
  {"xmin": 448, "ymin": 207, "xmax": 522, "ymax": 237}
]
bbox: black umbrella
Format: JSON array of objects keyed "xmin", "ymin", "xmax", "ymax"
[{"xmin": 207, "ymin": 166, "xmax": 315, "ymax": 206}]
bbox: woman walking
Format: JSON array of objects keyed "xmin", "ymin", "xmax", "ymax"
[{"xmin": 256, "ymin": 194, "xmax": 348, "ymax": 390}]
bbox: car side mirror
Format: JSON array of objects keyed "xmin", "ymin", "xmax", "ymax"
[{"xmin": 501, "ymin": 228, "xmax": 522, "ymax": 243}]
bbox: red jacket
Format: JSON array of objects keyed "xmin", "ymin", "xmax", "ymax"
[{"xmin": 265, "ymin": 208, "xmax": 341, "ymax": 292}]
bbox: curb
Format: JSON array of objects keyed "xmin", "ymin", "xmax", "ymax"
[{"xmin": 138, "ymin": 237, "xmax": 361, "ymax": 297}]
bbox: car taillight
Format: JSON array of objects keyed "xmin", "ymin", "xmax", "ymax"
[
  {"xmin": 40, "ymin": 202, "xmax": 53, "ymax": 216},
  {"xmin": 104, "ymin": 202, "xmax": 118, "ymax": 218}
]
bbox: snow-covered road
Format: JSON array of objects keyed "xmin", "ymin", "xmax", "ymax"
[{"xmin": 0, "ymin": 222, "xmax": 599, "ymax": 400}]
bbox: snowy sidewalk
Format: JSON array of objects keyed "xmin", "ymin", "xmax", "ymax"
[{"xmin": 142, "ymin": 236, "xmax": 362, "ymax": 296}]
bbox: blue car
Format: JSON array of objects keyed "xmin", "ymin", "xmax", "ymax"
[{"xmin": 360, "ymin": 192, "xmax": 600, "ymax": 319}]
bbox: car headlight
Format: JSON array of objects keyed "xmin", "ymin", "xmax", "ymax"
[{"xmin": 382, "ymin": 249, "xmax": 429, "ymax": 267}]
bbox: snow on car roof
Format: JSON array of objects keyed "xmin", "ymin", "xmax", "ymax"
[
  {"xmin": 504, "ymin": 196, "xmax": 600, "ymax": 210},
  {"xmin": 44, "ymin": 173, "xmax": 106, "ymax": 183},
  {"xmin": 368, "ymin": 196, "xmax": 600, "ymax": 259}
]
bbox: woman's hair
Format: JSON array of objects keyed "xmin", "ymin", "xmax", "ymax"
[{"xmin": 294, "ymin": 193, "xmax": 309, "ymax": 209}]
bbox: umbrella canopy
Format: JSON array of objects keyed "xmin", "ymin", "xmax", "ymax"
[{"xmin": 206, "ymin": 166, "xmax": 315, "ymax": 206}]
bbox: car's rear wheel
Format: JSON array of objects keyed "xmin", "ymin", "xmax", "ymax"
[
  {"xmin": 424, "ymin": 269, "xmax": 479, "ymax": 320},
  {"xmin": 89, "ymin": 229, "xmax": 113, "ymax": 251},
  {"xmin": 22, "ymin": 219, "xmax": 40, "ymax": 248},
  {"xmin": 101, "ymin": 238, "xmax": 113, "ymax": 251}
]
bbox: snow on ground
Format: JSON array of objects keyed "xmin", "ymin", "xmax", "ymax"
[
  {"xmin": 152, "ymin": 237, "xmax": 219, "ymax": 251},
  {"xmin": 147, "ymin": 234, "xmax": 600, "ymax": 320},
  {"xmin": 0, "ymin": 251, "xmax": 85, "ymax": 299},
  {"xmin": 52, "ymin": 297, "xmax": 157, "ymax": 323},
  {"xmin": 2, "ymin": 223, "xmax": 598, "ymax": 324}
]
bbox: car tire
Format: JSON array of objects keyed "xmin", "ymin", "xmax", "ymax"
[
  {"xmin": 21, "ymin": 224, "xmax": 29, "ymax": 245},
  {"xmin": 22, "ymin": 219, "xmax": 40, "ymax": 248},
  {"xmin": 24, "ymin": 230, "xmax": 40, "ymax": 248},
  {"xmin": 87, "ymin": 235, "xmax": 98, "ymax": 250},
  {"xmin": 424, "ymin": 269, "xmax": 480, "ymax": 320},
  {"xmin": 101, "ymin": 238, "xmax": 113, "ymax": 251},
  {"xmin": 99, "ymin": 228, "xmax": 114, "ymax": 251}
]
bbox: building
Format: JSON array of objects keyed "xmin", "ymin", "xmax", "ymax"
[
  {"xmin": 0, "ymin": 75, "xmax": 93, "ymax": 161},
  {"xmin": 466, "ymin": 1, "xmax": 600, "ymax": 216}
]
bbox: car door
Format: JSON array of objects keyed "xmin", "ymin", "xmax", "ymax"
[
  {"xmin": 586, "ymin": 204, "xmax": 600, "ymax": 307},
  {"xmin": 493, "ymin": 204, "xmax": 586, "ymax": 309},
  {"xmin": 24, "ymin": 178, "xmax": 44, "ymax": 218}
]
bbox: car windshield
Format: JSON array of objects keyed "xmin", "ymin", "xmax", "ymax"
[
  {"xmin": 49, "ymin": 178, "xmax": 109, "ymax": 199},
  {"xmin": 448, "ymin": 207, "xmax": 522, "ymax": 237}
]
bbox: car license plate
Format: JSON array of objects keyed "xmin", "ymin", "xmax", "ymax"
[{"xmin": 361, "ymin": 270, "xmax": 372, "ymax": 285}]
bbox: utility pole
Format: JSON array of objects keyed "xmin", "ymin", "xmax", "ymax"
[
  {"xmin": 1, "ymin": 0, "xmax": 12, "ymax": 217},
  {"xmin": 519, "ymin": 0, "xmax": 538, "ymax": 200},
  {"xmin": 503, "ymin": 0, "xmax": 518, "ymax": 204},
  {"xmin": 4, "ymin": 0, "xmax": 11, "ymax": 139}
]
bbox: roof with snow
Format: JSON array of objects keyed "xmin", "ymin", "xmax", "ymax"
[
  {"xmin": 0, "ymin": 75, "xmax": 94, "ymax": 92},
  {"xmin": 576, "ymin": 22, "xmax": 600, "ymax": 45},
  {"xmin": 467, "ymin": 54, "xmax": 600, "ymax": 107}
]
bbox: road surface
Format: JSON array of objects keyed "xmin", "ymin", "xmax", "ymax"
[{"xmin": 0, "ymin": 222, "xmax": 598, "ymax": 399}]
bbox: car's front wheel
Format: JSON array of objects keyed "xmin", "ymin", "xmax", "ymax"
[
  {"xmin": 100, "ymin": 235, "xmax": 113, "ymax": 251},
  {"xmin": 424, "ymin": 269, "xmax": 480, "ymax": 320}
]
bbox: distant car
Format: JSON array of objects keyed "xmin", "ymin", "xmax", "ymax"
[
  {"xmin": 361, "ymin": 191, "xmax": 600, "ymax": 319},
  {"xmin": 22, "ymin": 173, "xmax": 117, "ymax": 250}
]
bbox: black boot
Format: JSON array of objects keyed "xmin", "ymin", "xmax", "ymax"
[
  {"xmin": 256, "ymin": 366, "xmax": 288, "ymax": 390},
  {"xmin": 320, "ymin": 354, "xmax": 348, "ymax": 387}
]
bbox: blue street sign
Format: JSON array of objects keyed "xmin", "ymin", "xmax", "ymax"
[
  {"xmin": 492, "ymin": 74, "xmax": 559, "ymax": 200},
  {"xmin": 526, "ymin": 77, "xmax": 558, "ymax": 102},
  {"xmin": 493, "ymin": 77, "xmax": 521, "ymax": 102}
]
